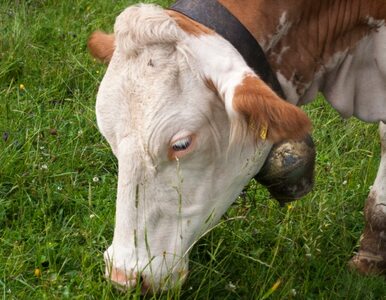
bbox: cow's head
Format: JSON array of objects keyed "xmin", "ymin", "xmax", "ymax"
[{"xmin": 88, "ymin": 4, "xmax": 311, "ymax": 293}]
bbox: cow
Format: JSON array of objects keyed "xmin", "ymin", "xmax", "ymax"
[{"xmin": 87, "ymin": 0, "xmax": 386, "ymax": 293}]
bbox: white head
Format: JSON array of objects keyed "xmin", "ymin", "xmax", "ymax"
[{"xmin": 88, "ymin": 4, "xmax": 311, "ymax": 293}]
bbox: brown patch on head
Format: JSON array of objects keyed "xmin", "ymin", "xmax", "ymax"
[
  {"xmin": 88, "ymin": 31, "xmax": 115, "ymax": 63},
  {"xmin": 233, "ymin": 75, "xmax": 311, "ymax": 142},
  {"xmin": 166, "ymin": 10, "xmax": 214, "ymax": 36}
]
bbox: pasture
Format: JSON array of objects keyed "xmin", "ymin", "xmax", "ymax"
[{"xmin": 1, "ymin": 0, "xmax": 385, "ymax": 298}]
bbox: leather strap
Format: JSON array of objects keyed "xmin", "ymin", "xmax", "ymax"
[{"xmin": 170, "ymin": 0, "xmax": 285, "ymax": 98}]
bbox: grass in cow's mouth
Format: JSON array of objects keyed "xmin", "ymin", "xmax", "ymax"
[{"xmin": 0, "ymin": 0, "xmax": 385, "ymax": 299}]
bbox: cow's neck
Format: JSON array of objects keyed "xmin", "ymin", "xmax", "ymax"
[{"xmin": 220, "ymin": 0, "xmax": 386, "ymax": 107}]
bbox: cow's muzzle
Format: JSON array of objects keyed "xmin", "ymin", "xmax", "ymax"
[{"xmin": 255, "ymin": 134, "xmax": 316, "ymax": 205}]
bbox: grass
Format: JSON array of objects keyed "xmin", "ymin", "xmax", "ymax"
[{"xmin": 1, "ymin": 0, "xmax": 385, "ymax": 299}]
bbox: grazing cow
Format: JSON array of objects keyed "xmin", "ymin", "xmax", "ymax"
[{"xmin": 88, "ymin": 0, "xmax": 386, "ymax": 292}]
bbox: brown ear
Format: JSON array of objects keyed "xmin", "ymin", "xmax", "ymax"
[
  {"xmin": 87, "ymin": 31, "xmax": 115, "ymax": 63},
  {"xmin": 233, "ymin": 75, "xmax": 312, "ymax": 143}
]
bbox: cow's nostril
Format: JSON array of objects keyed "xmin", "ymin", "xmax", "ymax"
[
  {"xmin": 106, "ymin": 267, "xmax": 155, "ymax": 293},
  {"xmin": 139, "ymin": 273, "xmax": 152, "ymax": 295},
  {"xmin": 108, "ymin": 267, "xmax": 137, "ymax": 290}
]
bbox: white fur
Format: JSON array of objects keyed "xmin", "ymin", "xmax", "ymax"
[
  {"xmin": 275, "ymin": 45, "xmax": 289, "ymax": 65},
  {"xmin": 97, "ymin": 4, "xmax": 272, "ymax": 291},
  {"xmin": 261, "ymin": 12, "xmax": 292, "ymax": 52},
  {"xmin": 276, "ymin": 71, "xmax": 299, "ymax": 104},
  {"xmin": 182, "ymin": 33, "xmax": 259, "ymax": 142},
  {"xmin": 114, "ymin": 4, "xmax": 184, "ymax": 56},
  {"xmin": 277, "ymin": 26, "xmax": 386, "ymax": 122},
  {"xmin": 365, "ymin": 16, "xmax": 385, "ymax": 28},
  {"xmin": 321, "ymin": 27, "xmax": 386, "ymax": 122},
  {"xmin": 371, "ymin": 122, "xmax": 386, "ymax": 214}
]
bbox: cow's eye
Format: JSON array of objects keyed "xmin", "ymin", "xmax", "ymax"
[
  {"xmin": 172, "ymin": 136, "xmax": 192, "ymax": 151},
  {"xmin": 169, "ymin": 134, "xmax": 195, "ymax": 160}
]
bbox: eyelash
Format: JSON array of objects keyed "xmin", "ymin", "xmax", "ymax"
[
  {"xmin": 168, "ymin": 135, "xmax": 195, "ymax": 160},
  {"xmin": 171, "ymin": 136, "xmax": 192, "ymax": 152}
]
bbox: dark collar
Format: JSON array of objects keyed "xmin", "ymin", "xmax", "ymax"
[{"xmin": 171, "ymin": 0, "xmax": 285, "ymax": 98}]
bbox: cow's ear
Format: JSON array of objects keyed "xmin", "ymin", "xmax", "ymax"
[
  {"xmin": 231, "ymin": 75, "xmax": 312, "ymax": 143},
  {"xmin": 87, "ymin": 31, "xmax": 115, "ymax": 63},
  {"xmin": 173, "ymin": 19, "xmax": 311, "ymax": 143}
]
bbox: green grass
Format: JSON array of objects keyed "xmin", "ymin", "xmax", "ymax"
[{"xmin": 1, "ymin": 0, "xmax": 385, "ymax": 299}]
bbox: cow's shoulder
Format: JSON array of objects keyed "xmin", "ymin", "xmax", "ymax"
[{"xmin": 221, "ymin": 0, "xmax": 386, "ymax": 121}]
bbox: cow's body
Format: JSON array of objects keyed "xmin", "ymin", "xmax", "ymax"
[
  {"xmin": 88, "ymin": 0, "xmax": 386, "ymax": 292},
  {"xmin": 220, "ymin": 0, "xmax": 386, "ymax": 274},
  {"xmin": 221, "ymin": 0, "xmax": 386, "ymax": 118}
]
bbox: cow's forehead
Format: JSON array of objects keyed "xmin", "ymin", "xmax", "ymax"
[
  {"xmin": 122, "ymin": 46, "xmax": 180, "ymax": 95},
  {"xmin": 116, "ymin": 47, "xmax": 176, "ymax": 109},
  {"xmin": 108, "ymin": 44, "xmax": 216, "ymax": 156}
]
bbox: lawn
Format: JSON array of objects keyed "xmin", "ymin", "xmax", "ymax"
[{"xmin": 1, "ymin": 0, "xmax": 385, "ymax": 299}]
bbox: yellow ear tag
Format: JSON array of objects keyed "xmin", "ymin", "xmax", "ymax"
[{"xmin": 260, "ymin": 124, "xmax": 268, "ymax": 140}]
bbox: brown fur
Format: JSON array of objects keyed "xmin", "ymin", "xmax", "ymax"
[
  {"xmin": 166, "ymin": 10, "xmax": 214, "ymax": 36},
  {"xmin": 87, "ymin": 31, "xmax": 115, "ymax": 63},
  {"xmin": 233, "ymin": 75, "xmax": 312, "ymax": 142},
  {"xmin": 219, "ymin": 0, "xmax": 386, "ymax": 93}
]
